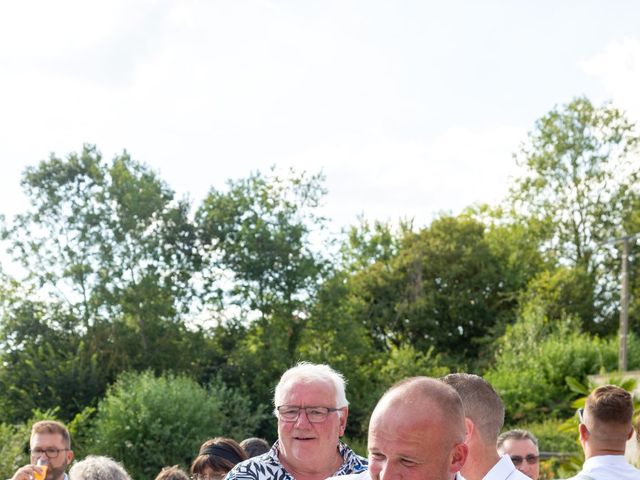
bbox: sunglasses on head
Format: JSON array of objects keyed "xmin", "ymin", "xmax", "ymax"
[{"xmin": 510, "ymin": 454, "xmax": 539, "ymax": 465}]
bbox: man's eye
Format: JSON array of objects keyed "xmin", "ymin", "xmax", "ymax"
[
  {"xmin": 45, "ymin": 449, "xmax": 59, "ymax": 454},
  {"xmin": 370, "ymin": 452, "xmax": 385, "ymax": 460},
  {"xmin": 400, "ymin": 459, "xmax": 417, "ymax": 467},
  {"xmin": 308, "ymin": 408, "xmax": 324, "ymax": 415}
]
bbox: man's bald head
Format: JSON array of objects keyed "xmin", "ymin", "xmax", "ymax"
[
  {"xmin": 376, "ymin": 376, "xmax": 466, "ymax": 443},
  {"xmin": 368, "ymin": 377, "xmax": 468, "ymax": 480}
]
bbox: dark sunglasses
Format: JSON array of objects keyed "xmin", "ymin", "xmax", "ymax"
[{"xmin": 511, "ymin": 454, "xmax": 539, "ymax": 465}]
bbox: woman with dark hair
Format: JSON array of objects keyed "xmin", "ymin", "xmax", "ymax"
[{"xmin": 190, "ymin": 437, "xmax": 247, "ymax": 480}]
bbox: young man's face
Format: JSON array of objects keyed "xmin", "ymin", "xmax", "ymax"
[{"xmin": 30, "ymin": 432, "xmax": 74, "ymax": 480}]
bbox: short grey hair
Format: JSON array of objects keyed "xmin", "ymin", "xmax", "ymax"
[
  {"xmin": 69, "ymin": 455, "xmax": 132, "ymax": 480},
  {"xmin": 273, "ymin": 362, "xmax": 348, "ymax": 414},
  {"xmin": 497, "ymin": 429, "xmax": 539, "ymax": 453}
]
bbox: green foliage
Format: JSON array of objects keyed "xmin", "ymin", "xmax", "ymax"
[
  {"xmin": 485, "ymin": 304, "xmax": 635, "ymax": 424},
  {"xmin": 0, "ymin": 145, "xmax": 209, "ymax": 423},
  {"xmin": 0, "ymin": 422, "xmax": 29, "ymax": 480},
  {"xmin": 510, "ymin": 96, "xmax": 640, "ymax": 334},
  {"xmin": 520, "ymin": 418, "xmax": 580, "ymax": 455},
  {"xmin": 88, "ymin": 371, "xmax": 266, "ymax": 480},
  {"xmin": 196, "ymin": 167, "xmax": 327, "ymax": 320}
]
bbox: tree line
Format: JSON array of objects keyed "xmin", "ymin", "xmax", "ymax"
[{"xmin": 1, "ymin": 96, "xmax": 639, "ymax": 478}]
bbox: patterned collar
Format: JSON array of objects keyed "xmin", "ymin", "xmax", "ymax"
[{"xmin": 227, "ymin": 439, "xmax": 368, "ymax": 480}]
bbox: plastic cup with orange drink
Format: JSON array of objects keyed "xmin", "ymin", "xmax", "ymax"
[{"xmin": 34, "ymin": 458, "xmax": 48, "ymax": 480}]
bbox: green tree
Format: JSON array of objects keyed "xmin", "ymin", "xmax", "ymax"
[
  {"xmin": 0, "ymin": 145, "xmax": 205, "ymax": 422},
  {"xmin": 196, "ymin": 168, "xmax": 327, "ymax": 323},
  {"xmin": 330, "ymin": 215, "xmax": 521, "ymax": 365},
  {"xmin": 510, "ymin": 96, "xmax": 640, "ymax": 334},
  {"xmin": 195, "ymin": 168, "xmax": 329, "ymax": 424}
]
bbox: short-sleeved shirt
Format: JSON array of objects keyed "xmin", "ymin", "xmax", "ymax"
[{"xmin": 225, "ymin": 440, "xmax": 368, "ymax": 480}]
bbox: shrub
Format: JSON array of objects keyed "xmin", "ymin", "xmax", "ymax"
[
  {"xmin": 88, "ymin": 370, "xmax": 266, "ymax": 479},
  {"xmin": 485, "ymin": 304, "xmax": 628, "ymax": 424}
]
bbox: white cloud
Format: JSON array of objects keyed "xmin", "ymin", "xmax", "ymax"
[
  {"xmin": 294, "ymin": 125, "xmax": 527, "ymax": 230},
  {"xmin": 581, "ymin": 38, "xmax": 640, "ymax": 124}
]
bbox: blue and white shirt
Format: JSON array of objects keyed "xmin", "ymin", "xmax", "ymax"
[{"xmin": 225, "ymin": 440, "xmax": 368, "ymax": 480}]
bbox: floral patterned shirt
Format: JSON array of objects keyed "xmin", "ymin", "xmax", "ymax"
[{"xmin": 225, "ymin": 440, "xmax": 368, "ymax": 480}]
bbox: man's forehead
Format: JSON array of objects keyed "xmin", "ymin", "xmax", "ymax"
[
  {"xmin": 281, "ymin": 378, "xmax": 334, "ymax": 395},
  {"xmin": 31, "ymin": 432, "xmax": 66, "ymax": 446},
  {"xmin": 504, "ymin": 438, "xmax": 538, "ymax": 452}
]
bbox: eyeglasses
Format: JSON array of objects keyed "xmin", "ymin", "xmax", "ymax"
[
  {"xmin": 277, "ymin": 405, "xmax": 341, "ymax": 423},
  {"xmin": 577, "ymin": 407, "xmax": 584, "ymax": 423},
  {"xmin": 30, "ymin": 448, "xmax": 70, "ymax": 459},
  {"xmin": 510, "ymin": 454, "xmax": 539, "ymax": 466}
]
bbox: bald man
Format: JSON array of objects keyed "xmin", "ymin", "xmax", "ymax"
[
  {"xmin": 567, "ymin": 385, "xmax": 640, "ymax": 480},
  {"xmin": 332, "ymin": 376, "xmax": 468, "ymax": 480},
  {"xmin": 442, "ymin": 373, "xmax": 529, "ymax": 480}
]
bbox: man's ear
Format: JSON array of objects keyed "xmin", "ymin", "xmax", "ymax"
[
  {"xmin": 338, "ymin": 407, "xmax": 349, "ymax": 436},
  {"xmin": 66, "ymin": 449, "xmax": 75, "ymax": 464},
  {"xmin": 579, "ymin": 423, "xmax": 590, "ymax": 442},
  {"xmin": 464, "ymin": 417, "xmax": 474, "ymax": 443},
  {"xmin": 450, "ymin": 442, "xmax": 468, "ymax": 473}
]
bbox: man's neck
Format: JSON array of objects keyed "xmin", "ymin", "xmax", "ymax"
[
  {"xmin": 584, "ymin": 444, "xmax": 626, "ymax": 459},
  {"xmin": 278, "ymin": 449, "xmax": 343, "ymax": 480},
  {"xmin": 461, "ymin": 443, "xmax": 501, "ymax": 480}
]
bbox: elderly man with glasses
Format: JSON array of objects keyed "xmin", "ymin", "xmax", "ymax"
[
  {"xmin": 10, "ymin": 420, "xmax": 75, "ymax": 480},
  {"xmin": 225, "ymin": 362, "xmax": 367, "ymax": 480}
]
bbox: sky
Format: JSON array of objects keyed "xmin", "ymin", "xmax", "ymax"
[{"xmin": 1, "ymin": 1, "xmax": 640, "ymax": 240}]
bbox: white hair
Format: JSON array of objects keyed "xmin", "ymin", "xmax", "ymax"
[
  {"xmin": 69, "ymin": 456, "xmax": 132, "ymax": 480},
  {"xmin": 273, "ymin": 362, "xmax": 348, "ymax": 414}
]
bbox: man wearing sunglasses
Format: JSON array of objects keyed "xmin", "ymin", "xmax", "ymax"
[
  {"xmin": 497, "ymin": 430, "xmax": 540, "ymax": 480},
  {"xmin": 442, "ymin": 373, "xmax": 530, "ymax": 480},
  {"xmin": 567, "ymin": 385, "xmax": 640, "ymax": 480},
  {"xmin": 225, "ymin": 362, "xmax": 367, "ymax": 480},
  {"xmin": 10, "ymin": 420, "xmax": 74, "ymax": 480}
]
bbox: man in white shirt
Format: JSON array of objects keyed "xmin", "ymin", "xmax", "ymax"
[
  {"xmin": 442, "ymin": 373, "xmax": 530, "ymax": 480},
  {"xmin": 566, "ymin": 384, "xmax": 640, "ymax": 480},
  {"xmin": 330, "ymin": 376, "xmax": 468, "ymax": 480}
]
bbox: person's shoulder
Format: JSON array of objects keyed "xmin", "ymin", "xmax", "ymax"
[
  {"xmin": 337, "ymin": 442, "xmax": 368, "ymax": 475},
  {"xmin": 225, "ymin": 454, "xmax": 278, "ymax": 480}
]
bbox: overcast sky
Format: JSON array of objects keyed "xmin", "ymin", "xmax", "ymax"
[{"xmin": 1, "ymin": 1, "xmax": 639, "ymax": 239}]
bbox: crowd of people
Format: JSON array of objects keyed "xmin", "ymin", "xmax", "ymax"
[{"xmin": 8, "ymin": 362, "xmax": 640, "ymax": 480}]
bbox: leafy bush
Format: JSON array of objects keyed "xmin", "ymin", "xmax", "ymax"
[
  {"xmin": 88, "ymin": 370, "xmax": 266, "ymax": 479},
  {"xmin": 485, "ymin": 304, "xmax": 631, "ymax": 424},
  {"xmin": 517, "ymin": 418, "xmax": 579, "ymax": 455},
  {"xmin": 0, "ymin": 422, "xmax": 29, "ymax": 480}
]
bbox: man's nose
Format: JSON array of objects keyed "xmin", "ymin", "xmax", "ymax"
[
  {"xmin": 379, "ymin": 462, "xmax": 400, "ymax": 480},
  {"xmin": 295, "ymin": 409, "xmax": 312, "ymax": 426},
  {"xmin": 33, "ymin": 451, "xmax": 48, "ymax": 461}
]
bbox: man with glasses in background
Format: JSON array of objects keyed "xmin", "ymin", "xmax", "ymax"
[
  {"xmin": 497, "ymin": 430, "xmax": 540, "ymax": 480},
  {"xmin": 225, "ymin": 362, "xmax": 367, "ymax": 480},
  {"xmin": 567, "ymin": 385, "xmax": 640, "ymax": 480},
  {"xmin": 10, "ymin": 420, "xmax": 74, "ymax": 480}
]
